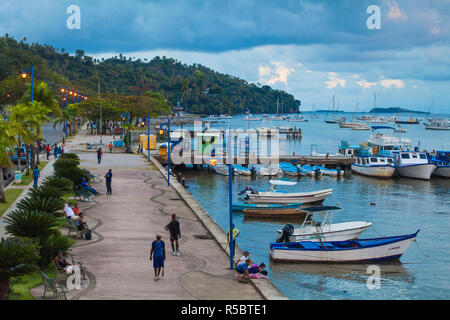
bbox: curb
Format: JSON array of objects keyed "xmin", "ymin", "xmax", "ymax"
[{"xmin": 149, "ymin": 156, "xmax": 288, "ymax": 300}]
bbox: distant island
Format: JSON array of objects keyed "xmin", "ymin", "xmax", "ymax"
[
  {"xmin": 315, "ymin": 110, "xmax": 345, "ymax": 113},
  {"xmin": 370, "ymin": 107, "xmax": 430, "ymax": 114}
]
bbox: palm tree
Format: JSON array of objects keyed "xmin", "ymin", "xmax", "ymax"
[
  {"xmin": 0, "ymin": 120, "xmax": 16, "ymax": 203},
  {"xmin": 53, "ymin": 104, "xmax": 79, "ymax": 138}
]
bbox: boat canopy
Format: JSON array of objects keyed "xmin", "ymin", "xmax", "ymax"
[
  {"xmin": 301, "ymin": 206, "xmax": 342, "ymax": 213},
  {"xmin": 269, "ymin": 180, "xmax": 297, "ymax": 186},
  {"xmin": 371, "ymin": 126, "xmax": 395, "ymax": 130}
]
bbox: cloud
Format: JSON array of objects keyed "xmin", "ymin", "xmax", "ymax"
[
  {"xmin": 258, "ymin": 62, "xmax": 295, "ymax": 86},
  {"xmin": 325, "ymin": 72, "xmax": 346, "ymax": 89},
  {"xmin": 380, "ymin": 78, "xmax": 405, "ymax": 88},
  {"xmin": 357, "ymin": 79, "xmax": 378, "ymax": 89},
  {"xmin": 387, "ymin": 1, "xmax": 408, "ymax": 20}
]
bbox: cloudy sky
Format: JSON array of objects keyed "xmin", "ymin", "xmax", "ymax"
[{"xmin": 1, "ymin": 0, "xmax": 449, "ymax": 113}]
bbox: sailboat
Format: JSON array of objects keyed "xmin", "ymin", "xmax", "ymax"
[
  {"xmin": 289, "ymin": 104, "xmax": 308, "ymax": 122},
  {"xmin": 311, "ymin": 104, "xmax": 318, "ymax": 119},
  {"xmin": 339, "ymin": 102, "xmax": 370, "ymax": 130},
  {"xmin": 271, "ymin": 98, "xmax": 285, "ymax": 121},
  {"xmin": 243, "ymin": 108, "xmax": 262, "ymax": 121},
  {"xmin": 325, "ymin": 96, "xmax": 345, "ymax": 124}
]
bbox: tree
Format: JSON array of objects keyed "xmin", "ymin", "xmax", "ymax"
[
  {"xmin": 0, "ymin": 119, "xmax": 16, "ymax": 203},
  {"xmin": 0, "ymin": 237, "xmax": 39, "ymax": 300}
]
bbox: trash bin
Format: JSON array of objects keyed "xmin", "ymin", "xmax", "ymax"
[
  {"xmin": 159, "ymin": 146, "xmax": 167, "ymax": 156},
  {"xmin": 14, "ymin": 171, "xmax": 22, "ymax": 184}
]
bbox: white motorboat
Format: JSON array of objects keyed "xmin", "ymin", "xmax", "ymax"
[
  {"xmin": 276, "ymin": 206, "xmax": 372, "ymax": 242},
  {"xmin": 213, "ymin": 164, "xmax": 237, "ymax": 176},
  {"xmin": 392, "ymin": 151, "xmax": 436, "ymax": 180},
  {"xmin": 247, "ymin": 181, "xmax": 333, "ymax": 204},
  {"xmin": 424, "ymin": 119, "xmax": 450, "ymax": 130},
  {"xmin": 430, "ymin": 151, "xmax": 450, "ymax": 178},
  {"xmin": 233, "ymin": 165, "xmax": 252, "ymax": 176},
  {"xmin": 313, "ymin": 165, "xmax": 344, "ymax": 177}
]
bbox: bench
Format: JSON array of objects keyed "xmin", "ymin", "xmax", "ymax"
[
  {"xmin": 81, "ymin": 188, "xmax": 90, "ymax": 201},
  {"xmin": 41, "ymin": 272, "xmax": 67, "ymax": 300},
  {"xmin": 74, "ymin": 186, "xmax": 82, "ymax": 200},
  {"xmin": 67, "ymin": 218, "xmax": 88, "ymax": 239}
]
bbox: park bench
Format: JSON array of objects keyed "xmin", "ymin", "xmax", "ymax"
[
  {"xmin": 54, "ymin": 254, "xmax": 87, "ymax": 285},
  {"xmin": 81, "ymin": 188, "xmax": 90, "ymax": 201},
  {"xmin": 66, "ymin": 218, "xmax": 88, "ymax": 239},
  {"xmin": 73, "ymin": 186, "xmax": 82, "ymax": 200},
  {"xmin": 41, "ymin": 272, "xmax": 67, "ymax": 300}
]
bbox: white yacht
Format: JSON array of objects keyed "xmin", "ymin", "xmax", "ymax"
[{"xmin": 424, "ymin": 119, "xmax": 450, "ymax": 130}]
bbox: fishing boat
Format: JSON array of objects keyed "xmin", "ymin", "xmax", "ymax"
[
  {"xmin": 395, "ymin": 118, "xmax": 420, "ymax": 124},
  {"xmin": 351, "ymin": 123, "xmax": 370, "ymax": 130},
  {"xmin": 246, "ymin": 180, "xmax": 332, "ymax": 204},
  {"xmin": 257, "ymin": 164, "xmax": 284, "ymax": 176},
  {"xmin": 269, "ymin": 230, "xmax": 420, "ymax": 263},
  {"xmin": 213, "ymin": 164, "xmax": 237, "ymax": 176},
  {"xmin": 392, "ymin": 151, "xmax": 436, "ymax": 180},
  {"xmin": 351, "ymin": 154, "xmax": 396, "ymax": 179},
  {"xmin": 276, "ymin": 206, "xmax": 372, "ymax": 242},
  {"xmin": 279, "ymin": 162, "xmax": 299, "ymax": 176},
  {"xmin": 312, "ymin": 165, "xmax": 344, "ymax": 177},
  {"xmin": 394, "ymin": 125, "xmax": 407, "ymax": 133},
  {"xmin": 232, "ymin": 203, "xmax": 302, "ymax": 211},
  {"xmin": 423, "ymin": 119, "xmax": 450, "ymax": 130},
  {"xmin": 233, "ymin": 164, "xmax": 252, "ymax": 176},
  {"xmin": 429, "ymin": 151, "xmax": 450, "ymax": 178},
  {"xmin": 298, "ymin": 164, "xmax": 322, "ymax": 177},
  {"xmin": 243, "ymin": 208, "xmax": 308, "ymax": 219}
]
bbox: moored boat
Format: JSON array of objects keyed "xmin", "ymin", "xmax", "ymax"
[
  {"xmin": 279, "ymin": 162, "xmax": 299, "ymax": 176},
  {"xmin": 257, "ymin": 164, "xmax": 283, "ymax": 176},
  {"xmin": 232, "ymin": 203, "xmax": 302, "ymax": 211},
  {"xmin": 351, "ymin": 155, "xmax": 396, "ymax": 179},
  {"xmin": 243, "ymin": 208, "xmax": 308, "ymax": 219},
  {"xmin": 429, "ymin": 151, "xmax": 450, "ymax": 178},
  {"xmin": 276, "ymin": 206, "xmax": 372, "ymax": 242},
  {"xmin": 312, "ymin": 165, "xmax": 344, "ymax": 177},
  {"xmin": 392, "ymin": 151, "xmax": 436, "ymax": 180},
  {"xmin": 233, "ymin": 164, "xmax": 252, "ymax": 176},
  {"xmin": 269, "ymin": 230, "xmax": 420, "ymax": 263}
]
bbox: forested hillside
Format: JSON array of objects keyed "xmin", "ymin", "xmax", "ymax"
[{"xmin": 0, "ymin": 35, "xmax": 300, "ymax": 115}]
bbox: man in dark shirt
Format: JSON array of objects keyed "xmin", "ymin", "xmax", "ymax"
[
  {"xmin": 150, "ymin": 234, "xmax": 166, "ymax": 281},
  {"xmin": 97, "ymin": 148, "xmax": 103, "ymax": 164},
  {"xmin": 104, "ymin": 169, "xmax": 112, "ymax": 195},
  {"xmin": 165, "ymin": 214, "xmax": 181, "ymax": 255}
]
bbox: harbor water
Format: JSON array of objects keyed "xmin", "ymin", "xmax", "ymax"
[{"xmin": 178, "ymin": 113, "xmax": 450, "ymax": 300}]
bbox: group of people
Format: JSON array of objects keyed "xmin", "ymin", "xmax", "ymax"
[
  {"xmin": 64, "ymin": 201, "xmax": 92, "ymax": 240},
  {"xmin": 235, "ymin": 251, "xmax": 268, "ymax": 282},
  {"xmin": 150, "ymin": 214, "xmax": 182, "ymax": 281}
]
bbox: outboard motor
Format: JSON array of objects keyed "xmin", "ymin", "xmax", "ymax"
[
  {"xmin": 250, "ymin": 166, "xmax": 257, "ymax": 176},
  {"xmin": 336, "ymin": 167, "xmax": 342, "ymax": 176},
  {"xmin": 277, "ymin": 224, "xmax": 294, "ymax": 243}
]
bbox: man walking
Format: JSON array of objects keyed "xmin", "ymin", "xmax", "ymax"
[
  {"xmin": 150, "ymin": 234, "xmax": 166, "ymax": 281},
  {"xmin": 32, "ymin": 165, "xmax": 40, "ymax": 188},
  {"xmin": 165, "ymin": 214, "xmax": 181, "ymax": 255},
  {"xmin": 45, "ymin": 144, "xmax": 50, "ymax": 160},
  {"xmin": 109, "ymin": 141, "xmax": 113, "ymax": 153},
  {"xmin": 105, "ymin": 169, "xmax": 112, "ymax": 195},
  {"xmin": 97, "ymin": 148, "xmax": 103, "ymax": 164}
]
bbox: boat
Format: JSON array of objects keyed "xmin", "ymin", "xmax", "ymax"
[
  {"xmin": 429, "ymin": 151, "xmax": 450, "ymax": 178},
  {"xmin": 351, "ymin": 154, "xmax": 396, "ymax": 179},
  {"xmin": 213, "ymin": 164, "xmax": 237, "ymax": 176},
  {"xmin": 271, "ymin": 98, "xmax": 286, "ymax": 121},
  {"xmin": 395, "ymin": 118, "xmax": 420, "ymax": 124},
  {"xmin": 424, "ymin": 119, "xmax": 450, "ymax": 130},
  {"xmin": 312, "ymin": 165, "xmax": 344, "ymax": 177},
  {"xmin": 351, "ymin": 123, "xmax": 370, "ymax": 130},
  {"xmin": 392, "ymin": 151, "xmax": 436, "ymax": 180},
  {"xmin": 366, "ymin": 117, "xmax": 389, "ymax": 124},
  {"xmin": 246, "ymin": 181, "xmax": 333, "ymax": 204},
  {"xmin": 279, "ymin": 162, "xmax": 299, "ymax": 176},
  {"xmin": 233, "ymin": 164, "xmax": 252, "ymax": 176},
  {"xmin": 232, "ymin": 203, "xmax": 303, "ymax": 211},
  {"xmin": 298, "ymin": 164, "xmax": 322, "ymax": 177},
  {"xmin": 243, "ymin": 208, "xmax": 308, "ymax": 219},
  {"xmin": 288, "ymin": 106, "xmax": 308, "ymax": 122},
  {"xmin": 269, "ymin": 230, "xmax": 420, "ymax": 263},
  {"xmin": 324, "ymin": 96, "xmax": 345, "ymax": 124},
  {"xmin": 394, "ymin": 125, "xmax": 407, "ymax": 133},
  {"xmin": 276, "ymin": 206, "xmax": 372, "ymax": 242},
  {"xmin": 257, "ymin": 164, "xmax": 284, "ymax": 176},
  {"xmin": 243, "ymin": 110, "xmax": 262, "ymax": 121}
]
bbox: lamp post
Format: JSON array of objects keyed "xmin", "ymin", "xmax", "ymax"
[
  {"xmin": 227, "ymin": 121, "xmax": 234, "ymax": 269},
  {"xmin": 167, "ymin": 116, "xmax": 171, "ymax": 187},
  {"xmin": 22, "ymin": 67, "xmax": 34, "ymax": 170},
  {"xmin": 147, "ymin": 115, "xmax": 150, "ymax": 161}
]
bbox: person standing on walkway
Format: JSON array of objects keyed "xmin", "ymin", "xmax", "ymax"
[
  {"xmin": 45, "ymin": 144, "xmax": 50, "ymax": 160},
  {"xmin": 54, "ymin": 144, "xmax": 58, "ymax": 159},
  {"xmin": 109, "ymin": 141, "xmax": 113, "ymax": 153},
  {"xmin": 227, "ymin": 224, "xmax": 240, "ymax": 257},
  {"xmin": 165, "ymin": 214, "xmax": 181, "ymax": 255},
  {"xmin": 32, "ymin": 165, "xmax": 40, "ymax": 188},
  {"xmin": 104, "ymin": 169, "xmax": 112, "ymax": 195},
  {"xmin": 97, "ymin": 148, "xmax": 103, "ymax": 164},
  {"xmin": 150, "ymin": 234, "xmax": 166, "ymax": 281}
]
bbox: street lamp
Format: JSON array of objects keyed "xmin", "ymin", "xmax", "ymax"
[{"xmin": 22, "ymin": 67, "xmax": 34, "ymax": 169}]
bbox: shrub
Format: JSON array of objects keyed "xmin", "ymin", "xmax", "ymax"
[
  {"xmin": 4, "ymin": 210, "xmax": 59, "ymax": 239},
  {"xmin": 16, "ymin": 196, "xmax": 64, "ymax": 216},
  {"xmin": 53, "ymin": 158, "xmax": 80, "ymax": 170},
  {"xmin": 58, "ymin": 153, "xmax": 80, "ymax": 161},
  {"xmin": 29, "ymin": 185, "xmax": 65, "ymax": 200},
  {"xmin": 41, "ymin": 176, "xmax": 73, "ymax": 194},
  {"xmin": 38, "ymin": 233, "xmax": 73, "ymax": 269},
  {"xmin": 54, "ymin": 166, "xmax": 90, "ymax": 185},
  {"xmin": 0, "ymin": 237, "xmax": 39, "ymax": 300}
]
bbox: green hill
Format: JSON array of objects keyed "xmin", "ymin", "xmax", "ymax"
[
  {"xmin": 0, "ymin": 35, "xmax": 300, "ymax": 115},
  {"xmin": 370, "ymin": 107, "xmax": 429, "ymax": 114}
]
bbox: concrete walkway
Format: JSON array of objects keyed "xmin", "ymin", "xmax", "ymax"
[{"xmin": 48, "ymin": 128, "xmax": 264, "ymax": 300}]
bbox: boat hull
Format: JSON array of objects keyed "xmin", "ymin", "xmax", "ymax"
[
  {"xmin": 270, "ymin": 233, "xmax": 417, "ymax": 263},
  {"xmin": 243, "ymin": 208, "xmax": 307, "ymax": 219},
  {"xmin": 351, "ymin": 164, "xmax": 395, "ymax": 179},
  {"xmin": 232, "ymin": 203, "xmax": 302, "ymax": 211},
  {"xmin": 396, "ymin": 164, "xmax": 436, "ymax": 180},
  {"xmin": 433, "ymin": 166, "xmax": 450, "ymax": 178},
  {"xmin": 248, "ymin": 189, "xmax": 333, "ymax": 204}
]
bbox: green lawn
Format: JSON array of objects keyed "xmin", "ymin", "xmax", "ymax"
[
  {"xmin": 0, "ymin": 188, "xmax": 24, "ymax": 217},
  {"xmin": 15, "ymin": 161, "xmax": 49, "ymax": 186},
  {"xmin": 8, "ymin": 265, "xmax": 57, "ymax": 300}
]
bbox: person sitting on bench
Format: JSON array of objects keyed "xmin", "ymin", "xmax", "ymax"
[
  {"xmin": 64, "ymin": 202, "xmax": 90, "ymax": 232},
  {"xmin": 81, "ymin": 178, "xmax": 99, "ymax": 195},
  {"xmin": 55, "ymin": 251, "xmax": 79, "ymax": 275}
]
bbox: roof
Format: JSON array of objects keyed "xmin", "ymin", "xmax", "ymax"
[
  {"xmin": 301, "ymin": 206, "xmax": 342, "ymax": 213},
  {"xmin": 371, "ymin": 126, "xmax": 395, "ymax": 130}
]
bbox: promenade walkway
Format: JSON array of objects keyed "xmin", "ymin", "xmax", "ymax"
[{"xmin": 42, "ymin": 128, "xmax": 264, "ymax": 300}]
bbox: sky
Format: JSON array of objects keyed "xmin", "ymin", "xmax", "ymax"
[{"xmin": 1, "ymin": 0, "xmax": 449, "ymax": 113}]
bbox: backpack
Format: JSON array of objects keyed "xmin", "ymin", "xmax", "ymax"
[{"xmin": 85, "ymin": 229, "xmax": 92, "ymax": 240}]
